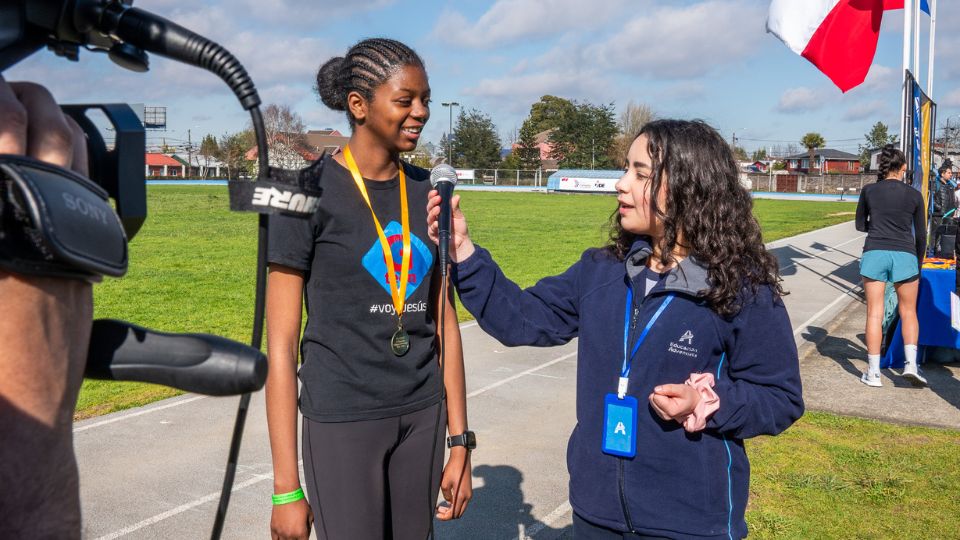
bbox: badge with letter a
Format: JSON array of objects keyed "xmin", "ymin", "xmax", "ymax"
[{"xmin": 602, "ymin": 393, "xmax": 638, "ymax": 457}]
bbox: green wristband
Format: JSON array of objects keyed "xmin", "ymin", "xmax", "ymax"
[{"xmin": 272, "ymin": 487, "xmax": 305, "ymax": 505}]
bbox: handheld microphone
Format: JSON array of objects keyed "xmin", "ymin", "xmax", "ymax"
[
  {"xmin": 85, "ymin": 319, "xmax": 268, "ymax": 396},
  {"xmin": 430, "ymin": 164, "xmax": 458, "ymax": 276}
]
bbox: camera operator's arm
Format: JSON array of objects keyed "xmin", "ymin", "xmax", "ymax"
[
  {"xmin": 265, "ymin": 265, "xmax": 312, "ymax": 540},
  {"xmin": 0, "ymin": 78, "xmax": 91, "ymax": 539}
]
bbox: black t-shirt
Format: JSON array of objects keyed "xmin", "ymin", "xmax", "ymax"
[
  {"xmin": 267, "ymin": 158, "xmax": 441, "ymax": 422},
  {"xmin": 855, "ymin": 179, "xmax": 926, "ymax": 259}
]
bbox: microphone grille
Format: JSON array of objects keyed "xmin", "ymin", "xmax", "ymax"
[{"xmin": 430, "ymin": 164, "xmax": 458, "ymax": 187}]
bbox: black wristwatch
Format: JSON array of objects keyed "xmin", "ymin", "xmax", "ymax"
[{"xmin": 446, "ymin": 431, "xmax": 476, "ymax": 450}]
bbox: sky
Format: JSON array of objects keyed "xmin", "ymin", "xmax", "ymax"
[{"xmin": 9, "ymin": 0, "xmax": 960, "ymax": 158}]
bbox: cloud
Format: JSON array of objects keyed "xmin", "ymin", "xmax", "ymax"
[
  {"xmin": 586, "ymin": 0, "xmax": 767, "ymax": 79},
  {"xmin": 857, "ymin": 64, "xmax": 897, "ymax": 93},
  {"xmin": 140, "ymin": 0, "xmax": 394, "ymax": 30},
  {"xmin": 942, "ymin": 89, "xmax": 960, "ymax": 108},
  {"xmin": 463, "ymin": 70, "xmax": 606, "ymax": 112},
  {"xmin": 842, "ymin": 100, "xmax": 888, "ymax": 121},
  {"xmin": 432, "ymin": 0, "xmax": 630, "ymax": 49},
  {"xmin": 658, "ymin": 82, "xmax": 706, "ymax": 101},
  {"xmin": 776, "ymin": 87, "xmax": 823, "ymax": 113}
]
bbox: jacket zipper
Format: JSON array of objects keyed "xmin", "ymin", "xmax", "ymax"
[
  {"xmin": 619, "ymin": 282, "xmax": 643, "ymax": 533},
  {"xmin": 618, "ymin": 458, "xmax": 635, "ymax": 532}
]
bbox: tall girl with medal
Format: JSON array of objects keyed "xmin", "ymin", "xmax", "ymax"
[
  {"xmin": 428, "ymin": 120, "xmax": 804, "ymax": 539},
  {"xmin": 264, "ymin": 38, "xmax": 471, "ymax": 540}
]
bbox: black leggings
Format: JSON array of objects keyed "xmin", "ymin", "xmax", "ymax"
[{"xmin": 302, "ymin": 402, "xmax": 445, "ymax": 540}]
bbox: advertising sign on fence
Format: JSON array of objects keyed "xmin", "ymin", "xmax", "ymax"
[
  {"xmin": 455, "ymin": 169, "xmax": 476, "ymax": 181},
  {"xmin": 554, "ymin": 175, "xmax": 618, "ymax": 193}
]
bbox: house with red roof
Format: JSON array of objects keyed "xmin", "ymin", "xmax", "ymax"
[{"xmin": 146, "ymin": 153, "xmax": 185, "ymax": 177}]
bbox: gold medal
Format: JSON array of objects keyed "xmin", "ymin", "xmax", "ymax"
[
  {"xmin": 391, "ymin": 326, "xmax": 410, "ymax": 356},
  {"xmin": 343, "ymin": 146, "xmax": 413, "ymax": 356}
]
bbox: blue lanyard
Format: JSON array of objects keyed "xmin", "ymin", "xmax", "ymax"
[{"xmin": 618, "ymin": 287, "xmax": 674, "ymax": 398}]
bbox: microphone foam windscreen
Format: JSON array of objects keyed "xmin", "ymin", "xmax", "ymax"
[{"xmin": 430, "ymin": 164, "xmax": 458, "ymax": 187}]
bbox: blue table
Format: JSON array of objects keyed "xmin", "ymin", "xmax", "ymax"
[{"xmin": 882, "ymin": 267, "xmax": 959, "ymax": 368}]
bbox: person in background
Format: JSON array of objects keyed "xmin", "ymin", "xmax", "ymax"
[{"xmin": 855, "ymin": 144, "xmax": 927, "ymax": 387}]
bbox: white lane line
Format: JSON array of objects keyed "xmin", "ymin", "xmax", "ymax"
[
  {"xmin": 73, "ymin": 396, "xmax": 207, "ymax": 433},
  {"xmin": 793, "ymin": 286, "xmax": 863, "ymax": 338},
  {"xmin": 95, "ymin": 473, "xmax": 273, "ymax": 540},
  {"xmin": 517, "ymin": 500, "xmax": 573, "ymax": 540},
  {"xmin": 460, "ymin": 320, "xmax": 479, "ymax": 329},
  {"xmin": 468, "ymin": 351, "xmax": 577, "ymax": 399}
]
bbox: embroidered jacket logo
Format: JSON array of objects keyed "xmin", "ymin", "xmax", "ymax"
[
  {"xmin": 252, "ymin": 186, "xmax": 320, "ymax": 213},
  {"xmin": 669, "ymin": 330, "xmax": 698, "ymax": 358}
]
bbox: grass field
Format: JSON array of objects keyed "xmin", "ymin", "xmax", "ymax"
[
  {"xmin": 83, "ymin": 187, "xmax": 857, "ymax": 418},
  {"xmin": 78, "ymin": 186, "xmax": 960, "ymax": 537}
]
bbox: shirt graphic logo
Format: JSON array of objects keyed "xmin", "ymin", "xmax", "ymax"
[
  {"xmin": 679, "ymin": 330, "xmax": 694, "ymax": 345},
  {"xmin": 361, "ymin": 221, "xmax": 434, "ymax": 300}
]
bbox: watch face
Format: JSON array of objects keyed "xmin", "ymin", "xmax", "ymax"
[{"xmin": 465, "ymin": 431, "xmax": 476, "ymax": 449}]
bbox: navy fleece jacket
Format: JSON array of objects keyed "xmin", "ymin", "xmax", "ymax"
[{"xmin": 453, "ymin": 239, "xmax": 803, "ymax": 539}]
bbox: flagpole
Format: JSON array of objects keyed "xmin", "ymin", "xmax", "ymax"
[
  {"xmin": 914, "ymin": 0, "xmax": 920, "ymax": 83},
  {"xmin": 927, "ymin": 0, "xmax": 936, "ymax": 97},
  {"xmin": 901, "ymin": 0, "xmax": 913, "ymax": 151}
]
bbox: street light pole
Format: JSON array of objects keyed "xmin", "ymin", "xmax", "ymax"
[{"xmin": 442, "ymin": 101, "xmax": 460, "ymax": 166}]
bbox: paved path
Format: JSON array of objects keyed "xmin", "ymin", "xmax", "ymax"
[{"xmin": 74, "ymin": 221, "xmax": 867, "ymax": 539}]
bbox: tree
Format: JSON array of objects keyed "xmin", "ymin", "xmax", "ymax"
[
  {"xmin": 526, "ymin": 95, "xmax": 577, "ymax": 135},
  {"xmin": 217, "ymin": 129, "xmax": 254, "ymax": 180},
  {"xmin": 859, "ymin": 121, "xmax": 898, "ymax": 167},
  {"xmin": 732, "ymin": 145, "xmax": 748, "ymax": 161},
  {"xmin": 549, "ymin": 101, "xmax": 618, "ymax": 169},
  {"xmin": 199, "ymin": 134, "xmax": 219, "ymax": 176},
  {"xmin": 513, "ymin": 122, "xmax": 542, "ymax": 171},
  {"xmin": 452, "ymin": 108, "xmax": 502, "ymax": 169},
  {"xmin": 501, "ymin": 150, "xmax": 521, "ymax": 170},
  {"xmin": 253, "ymin": 103, "xmax": 309, "ymax": 170},
  {"xmin": 611, "ymin": 101, "xmax": 656, "ymax": 164},
  {"xmin": 800, "ymin": 132, "xmax": 826, "ymax": 174},
  {"xmin": 439, "ymin": 133, "xmax": 453, "ymax": 164},
  {"xmin": 751, "ymin": 148, "xmax": 767, "ymax": 162}
]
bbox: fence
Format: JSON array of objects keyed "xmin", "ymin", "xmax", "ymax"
[
  {"xmin": 455, "ymin": 169, "xmax": 546, "ymax": 187},
  {"xmin": 745, "ymin": 173, "xmax": 874, "ymax": 196}
]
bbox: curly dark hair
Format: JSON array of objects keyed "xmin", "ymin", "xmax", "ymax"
[
  {"xmin": 876, "ymin": 144, "xmax": 906, "ymax": 181},
  {"xmin": 606, "ymin": 119, "xmax": 784, "ymax": 317},
  {"xmin": 315, "ymin": 38, "xmax": 424, "ymax": 127}
]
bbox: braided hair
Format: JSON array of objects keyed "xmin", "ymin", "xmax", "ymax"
[
  {"xmin": 316, "ymin": 38, "xmax": 425, "ymax": 127},
  {"xmin": 876, "ymin": 144, "xmax": 906, "ymax": 181}
]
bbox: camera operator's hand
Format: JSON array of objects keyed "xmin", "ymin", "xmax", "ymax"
[{"xmin": 0, "ymin": 76, "xmax": 92, "ymax": 539}]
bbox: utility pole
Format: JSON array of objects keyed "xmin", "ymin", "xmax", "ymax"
[
  {"xmin": 442, "ymin": 101, "xmax": 460, "ymax": 166},
  {"xmin": 187, "ymin": 129, "xmax": 193, "ymax": 178}
]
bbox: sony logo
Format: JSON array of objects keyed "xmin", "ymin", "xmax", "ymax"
[
  {"xmin": 252, "ymin": 187, "xmax": 320, "ymax": 214},
  {"xmin": 62, "ymin": 192, "xmax": 109, "ymax": 225}
]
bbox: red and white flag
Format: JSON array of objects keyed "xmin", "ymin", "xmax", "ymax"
[{"xmin": 767, "ymin": 0, "xmax": 905, "ymax": 92}]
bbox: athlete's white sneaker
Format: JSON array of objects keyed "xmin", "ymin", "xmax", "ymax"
[
  {"xmin": 901, "ymin": 361, "xmax": 928, "ymax": 387},
  {"xmin": 860, "ymin": 371, "xmax": 883, "ymax": 387}
]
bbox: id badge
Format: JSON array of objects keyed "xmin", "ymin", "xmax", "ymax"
[{"xmin": 602, "ymin": 393, "xmax": 638, "ymax": 458}]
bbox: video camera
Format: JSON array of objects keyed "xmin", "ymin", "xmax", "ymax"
[{"xmin": 0, "ymin": 2, "xmax": 323, "ymax": 536}]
